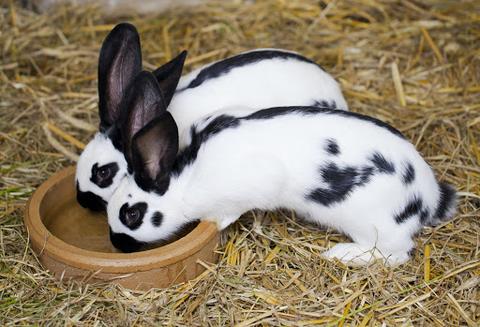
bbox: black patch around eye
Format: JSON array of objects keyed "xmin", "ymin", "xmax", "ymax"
[
  {"xmin": 119, "ymin": 202, "xmax": 147, "ymax": 230},
  {"xmin": 90, "ymin": 162, "xmax": 119, "ymax": 188},
  {"xmin": 394, "ymin": 196, "xmax": 423, "ymax": 224},
  {"xmin": 402, "ymin": 162, "xmax": 415, "ymax": 185},
  {"xmin": 109, "ymin": 228, "xmax": 145, "ymax": 253},
  {"xmin": 325, "ymin": 138, "xmax": 340, "ymax": 155},
  {"xmin": 151, "ymin": 211, "xmax": 163, "ymax": 227},
  {"xmin": 76, "ymin": 182, "xmax": 106, "ymax": 211},
  {"xmin": 370, "ymin": 152, "xmax": 395, "ymax": 174}
]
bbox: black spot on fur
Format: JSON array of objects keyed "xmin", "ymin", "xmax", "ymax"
[
  {"xmin": 394, "ymin": 196, "xmax": 423, "ymax": 224},
  {"xmin": 307, "ymin": 162, "xmax": 375, "ymax": 206},
  {"xmin": 325, "ymin": 139, "xmax": 340, "ymax": 155},
  {"xmin": 370, "ymin": 152, "xmax": 395, "ymax": 174},
  {"xmin": 420, "ymin": 208, "xmax": 430, "ymax": 225},
  {"xmin": 307, "ymin": 151, "xmax": 401, "ymax": 206},
  {"xmin": 76, "ymin": 182, "xmax": 106, "ymax": 211},
  {"xmin": 433, "ymin": 182, "xmax": 457, "ymax": 223},
  {"xmin": 313, "ymin": 100, "xmax": 337, "ymax": 110},
  {"xmin": 402, "ymin": 162, "xmax": 415, "ymax": 185},
  {"xmin": 322, "ymin": 163, "xmax": 357, "ymax": 186},
  {"xmin": 119, "ymin": 202, "xmax": 147, "ymax": 230},
  {"xmin": 152, "ymin": 211, "xmax": 163, "ymax": 227},
  {"xmin": 309, "ymin": 187, "xmax": 346, "ymax": 206},
  {"xmin": 358, "ymin": 166, "xmax": 375, "ymax": 184},
  {"xmin": 179, "ymin": 50, "xmax": 319, "ymax": 91},
  {"xmin": 110, "ymin": 228, "xmax": 145, "ymax": 253},
  {"xmin": 90, "ymin": 162, "xmax": 119, "ymax": 188}
]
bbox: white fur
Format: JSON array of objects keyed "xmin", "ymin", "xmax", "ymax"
[
  {"xmin": 76, "ymin": 49, "xmax": 349, "ymax": 203},
  {"xmin": 108, "ymin": 109, "xmax": 454, "ymax": 266}
]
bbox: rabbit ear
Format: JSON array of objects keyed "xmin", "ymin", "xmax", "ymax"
[
  {"xmin": 122, "ymin": 71, "xmax": 167, "ymax": 164},
  {"xmin": 98, "ymin": 23, "xmax": 142, "ymax": 132},
  {"xmin": 152, "ymin": 50, "xmax": 187, "ymax": 107},
  {"xmin": 130, "ymin": 112, "xmax": 179, "ymax": 192}
]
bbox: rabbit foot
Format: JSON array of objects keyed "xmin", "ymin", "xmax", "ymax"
[{"xmin": 322, "ymin": 243, "xmax": 411, "ymax": 266}]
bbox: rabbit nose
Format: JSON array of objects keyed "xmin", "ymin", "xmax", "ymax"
[
  {"xmin": 76, "ymin": 182, "xmax": 106, "ymax": 211},
  {"xmin": 109, "ymin": 228, "xmax": 144, "ymax": 253}
]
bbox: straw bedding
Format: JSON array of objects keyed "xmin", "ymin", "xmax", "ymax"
[{"xmin": 1, "ymin": 0, "xmax": 479, "ymax": 325}]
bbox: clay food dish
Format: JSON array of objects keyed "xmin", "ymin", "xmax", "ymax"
[{"xmin": 24, "ymin": 166, "xmax": 219, "ymax": 290}]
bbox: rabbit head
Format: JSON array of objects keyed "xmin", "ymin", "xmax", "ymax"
[{"xmin": 75, "ymin": 22, "xmax": 186, "ymax": 211}]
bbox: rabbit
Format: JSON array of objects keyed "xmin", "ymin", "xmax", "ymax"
[
  {"xmin": 75, "ymin": 22, "xmax": 349, "ymax": 212},
  {"xmin": 106, "ymin": 71, "xmax": 457, "ymax": 266}
]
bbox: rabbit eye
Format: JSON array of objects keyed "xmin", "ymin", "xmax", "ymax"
[
  {"xmin": 127, "ymin": 208, "xmax": 139, "ymax": 221},
  {"xmin": 90, "ymin": 162, "xmax": 119, "ymax": 188},
  {"xmin": 98, "ymin": 166, "xmax": 111, "ymax": 179},
  {"xmin": 120, "ymin": 202, "xmax": 147, "ymax": 230}
]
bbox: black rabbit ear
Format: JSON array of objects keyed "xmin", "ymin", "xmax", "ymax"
[
  {"xmin": 98, "ymin": 23, "xmax": 142, "ymax": 132},
  {"xmin": 152, "ymin": 50, "xmax": 187, "ymax": 107},
  {"xmin": 122, "ymin": 71, "xmax": 168, "ymax": 165},
  {"xmin": 131, "ymin": 113, "xmax": 179, "ymax": 193}
]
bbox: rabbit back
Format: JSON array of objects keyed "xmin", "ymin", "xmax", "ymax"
[{"xmin": 170, "ymin": 49, "xmax": 348, "ymax": 147}]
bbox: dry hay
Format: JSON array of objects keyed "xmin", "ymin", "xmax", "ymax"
[{"xmin": 1, "ymin": 0, "xmax": 479, "ymax": 325}]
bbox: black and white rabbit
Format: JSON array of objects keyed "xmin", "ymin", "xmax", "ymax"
[
  {"xmin": 75, "ymin": 23, "xmax": 349, "ymax": 211},
  {"xmin": 107, "ymin": 71, "xmax": 457, "ymax": 265}
]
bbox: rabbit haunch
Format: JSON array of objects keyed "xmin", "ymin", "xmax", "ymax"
[
  {"xmin": 75, "ymin": 24, "xmax": 349, "ymax": 212},
  {"xmin": 108, "ymin": 106, "xmax": 457, "ymax": 265}
]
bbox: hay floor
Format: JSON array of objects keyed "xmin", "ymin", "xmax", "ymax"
[{"xmin": 1, "ymin": 0, "xmax": 479, "ymax": 325}]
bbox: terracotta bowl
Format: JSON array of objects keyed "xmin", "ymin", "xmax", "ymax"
[{"xmin": 24, "ymin": 166, "xmax": 219, "ymax": 290}]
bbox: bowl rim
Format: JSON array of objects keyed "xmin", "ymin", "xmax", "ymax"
[{"xmin": 24, "ymin": 166, "xmax": 218, "ymax": 274}]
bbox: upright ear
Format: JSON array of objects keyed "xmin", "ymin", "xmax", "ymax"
[
  {"xmin": 122, "ymin": 71, "xmax": 168, "ymax": 163},
  {"xmin": 98, "ymin": 23, "xmax": 142, "ymax": 132},
  {"xmin": 152, "ymin": 50, "xmax": 187, "ymax": 107},
  {"xmin": 131, "ymin": 113, "xmax": 179, "ymax": 193}
]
